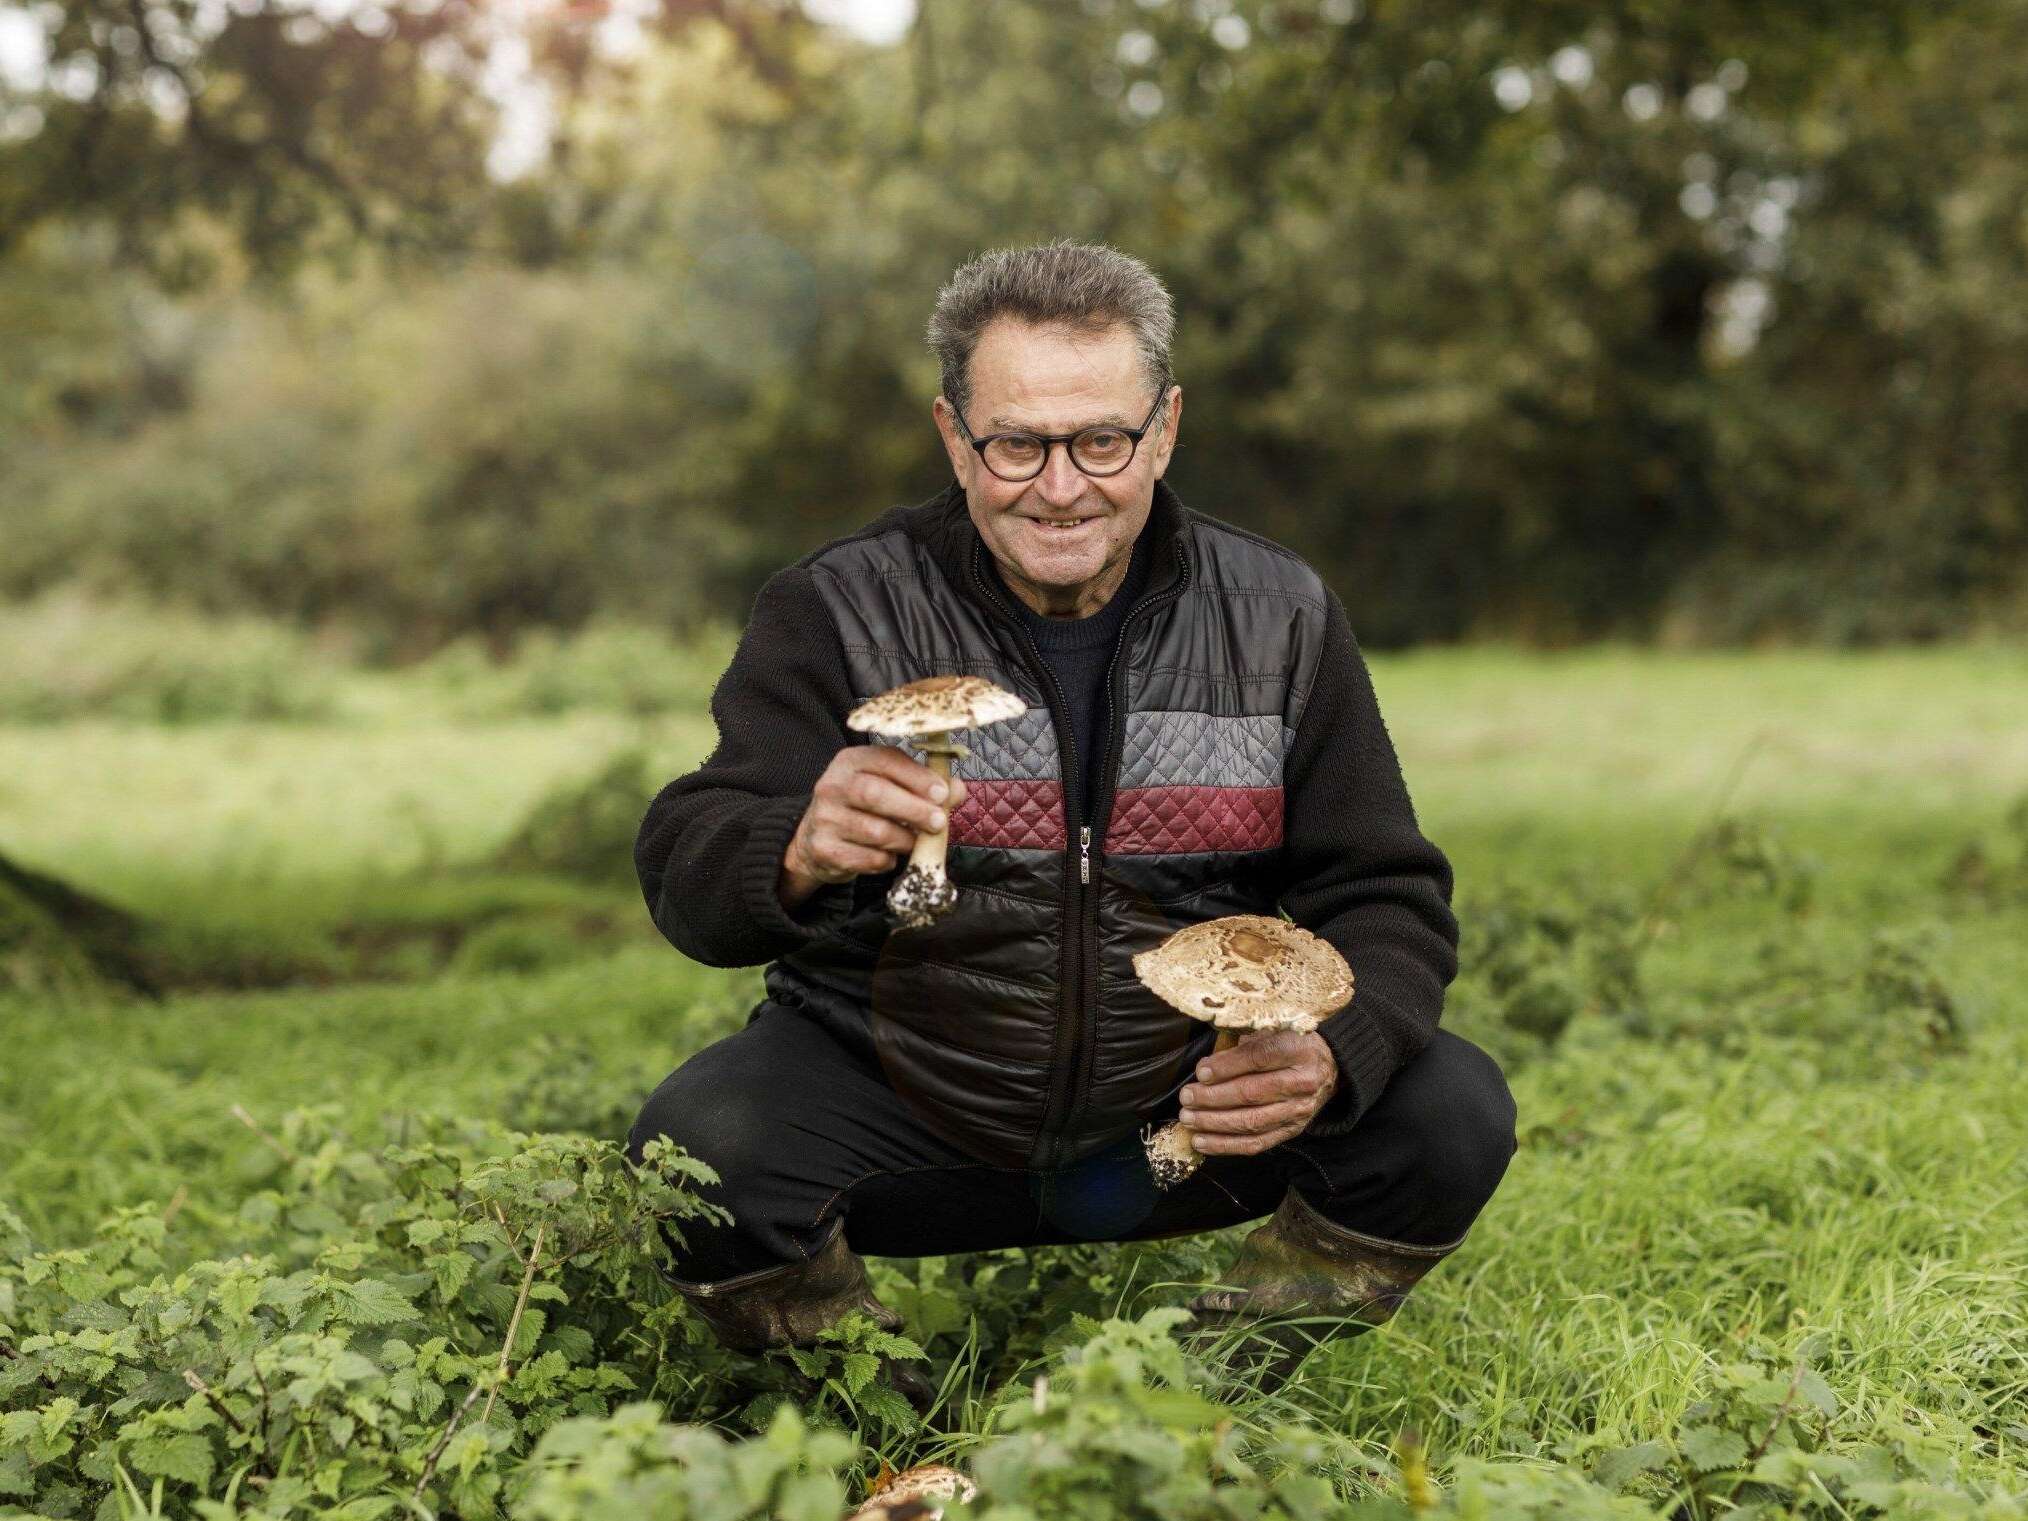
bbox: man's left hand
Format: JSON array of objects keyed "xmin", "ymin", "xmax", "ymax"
[{"xmin": 1176, "ymin": 1029, "xmax": 1339, "ymax": 1156}]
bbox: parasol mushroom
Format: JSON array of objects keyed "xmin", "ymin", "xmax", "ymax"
[
  {"xmin": 846, "ymin": 674, "xmax": 1026, "ymax": 929},
  {"xmin": 1133, "ymin": 914, "xmax": 1355, "ymax": 1189},
  {"xmin": 844, "ymin": 1463, "xmax": 979, "ymax": 1521}
]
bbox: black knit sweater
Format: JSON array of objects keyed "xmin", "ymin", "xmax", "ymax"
[
  {"xmin": 634, "ymin": 498, "xmax": 1460, "ymax": 1140},
  {"xmin": 991, "ymin": 527, "xmax": 1154, "ymax": 826}
]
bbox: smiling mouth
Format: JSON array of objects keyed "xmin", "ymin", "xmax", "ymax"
[{"xmin": 1031, "ymin": 517, "xmax": 1098, "ymax": 532}]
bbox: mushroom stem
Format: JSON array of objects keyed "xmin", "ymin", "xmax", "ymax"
[
  {"xmin": 885, "ymin": 734, "xmax": 966, "ymax": 929},
  {"xmin": 1173, "ymin": 1028, "xmax": 1238, "ymax": 1156},
  {"xmin": 906, "ymin": 738, "xmax": 956, "ymax": 871},
  {"xmin": 1144, "ymin": 1028, "xmax": 1240, "ymax": 1189}
]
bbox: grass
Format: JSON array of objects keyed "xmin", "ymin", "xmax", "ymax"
[{"xmin": 2, "ymin": 640, "xmax": 2025, "ymax": 1505}]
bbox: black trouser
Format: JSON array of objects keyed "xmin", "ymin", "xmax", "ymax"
[{"xmin": 626, "ymin": 1000, "xmax": 1518, "ymax": 1283}]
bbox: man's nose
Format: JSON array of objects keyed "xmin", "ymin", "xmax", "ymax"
[{"xmin": 1033, "ymin": 440, "xmax": 1087, "ymax": 506}]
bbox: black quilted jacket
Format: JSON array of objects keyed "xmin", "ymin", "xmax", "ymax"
[{"xmin": 635, "ymin": 478, "xmax": 1460, "ymax": 1170}]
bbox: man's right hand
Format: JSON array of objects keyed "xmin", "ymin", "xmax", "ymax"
[{"xmin": 779, "ymin": 745, "xmax": 969, "ymax": 913}]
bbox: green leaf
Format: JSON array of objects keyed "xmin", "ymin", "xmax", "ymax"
[
  {"xmin": 329, "ymin": 1278, "xmax": 417, "ymax": 1326},
  {"xmin": 1593, "ymin": 1440, "xmax": 1670, "ymax": 1492},
  {"xmin": 0, "ymin": 1448, "xmax": 33, "ymax": 1497},
  {"xmin": 1796, "ymin": 1369, "xmax": 1838, "ymax": 1418},
  {"xmin": 856, "ymin": 1385, "xmax": 917, "ymax": 1433},
  {"xmin": 740, "ymin": 1391, "xmax": 792, "ymax": 1434},
  {"xmin": 508, "ymin": 1308, "xmax": 546, "ymax": 1360},
  {"xmin": 429, "ymin": 1252, "xmax": 475, "ymax": 1302},
  {"xmin": 543, "ymin": 1325, "xmax": 595, "ymax": 1362},
  {"xmin": 214, "ymin": 1275, "xmax": 262, "ymax": 1324},
  {"xmin": 129, "ymin": 1433, "xmax": 215, "ymax": 1488},
  {"xmin": 776, "ymin": 1470, "xmax": 847, "ymax": 1521},
  {"xmin": 863, "ymin": 1330, "xmax": 926, "ymax": 1361},
  {"xmin": 38, "ymin": 1398, "xmax": 79, "ymax": 1447},
  {"xmin": 841, "ymin": 1352, "xmax": 879, "ymax": 1396},
  {"xmin": 1680, "ymin": 1425, "xmax": 1748, "ymax": 1473}
]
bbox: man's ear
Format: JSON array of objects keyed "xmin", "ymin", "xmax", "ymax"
[
  {"xmin": 932, "ymin": 396, "xmax": 973, "ymax": 487},
  {"xmin": 1150, "ymin": 385, "xmax": 1182, "ymax": 479}
]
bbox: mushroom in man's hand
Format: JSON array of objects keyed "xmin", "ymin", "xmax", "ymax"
[
  {"xmin": 846, "ymin": 674, "xmax": 1026, "ymax": 929},
  {"xmin": 1134, "ymin": 914, "xmax": 1355, "ymax": 1188},
  {"xmin": 844, "ymin": 1463, "xmax": 978, "ymax": 1521}
]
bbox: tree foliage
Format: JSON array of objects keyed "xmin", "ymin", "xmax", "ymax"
[{"xmin": 3, "ymin": 0, "xmax": 2024, "ymax": 646}]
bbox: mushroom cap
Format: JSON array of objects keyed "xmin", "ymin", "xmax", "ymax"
[
  {"xmin": 846, "ymin": 675, "xmax": 1026, "ymax": 738},
  {"xmin": 1131, "ymin": 914, "xmax": 1353, "ymax": 1032},
  {"xmin": 847, "ymin": 1464, "xmax": 978, "ymax": 1521}
]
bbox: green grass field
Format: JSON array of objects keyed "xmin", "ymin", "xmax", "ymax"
[{"xmin": 3, "ymin": 642, "xmax": 2025, "ymax": 1518}]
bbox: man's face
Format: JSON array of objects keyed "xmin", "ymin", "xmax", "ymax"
[{"xmin": 934, "ymin": 318, "xmax": 1181, "ymax": 618}]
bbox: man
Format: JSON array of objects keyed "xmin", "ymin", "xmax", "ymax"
[{"xmin": 628, "ymin": 241, "xmax": 1516, "ymax": 1404}]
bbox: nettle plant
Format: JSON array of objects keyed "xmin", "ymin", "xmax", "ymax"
[
  {"xmin": 519, "ymin": 1400, "xmax": 858, "ymax": 1521},
  {"xmin": 871, "ymin": 1233, "xmax": 1230, "ymax": 1393},
  {"xmin": 523, "ymin": 1309, "xmax": 1392, "ymax": 1521},
  {"xmin": 1569, "ymin": 1336, "xmax": 2023, "ymax": 1521},
  {"xmin": 1452, "ymin": 815, "xmax": 1972, "ymax": 1082},
  {"xmin": 955, "ymin": 1307, "xmax": 1363, "ymax": 1519},
  {"xmin": 0, "ymin": 1112, "xmax": 727, "ymax": 1519}
]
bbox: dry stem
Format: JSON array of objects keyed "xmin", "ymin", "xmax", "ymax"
[{"xmin": 480, "ymin": 1221, "xmax": 546, "ymax": 1428}]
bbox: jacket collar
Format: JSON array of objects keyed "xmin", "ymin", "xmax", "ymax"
[{"xmin": 914, "ymin": 476, "xmax": 1195, "ymax": 627}]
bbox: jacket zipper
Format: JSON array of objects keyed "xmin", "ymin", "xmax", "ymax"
[
  {"xmin": 1051, "ymin": 542, "xmax": 1191, "ymax": 1169},
  {"xmin": 969, "ymin": 534, "xmax": 1193, "ymax": 1171},
  {"xmin": 968, "ymin": 541, "xmax": 1090, "ymax": 1171}
]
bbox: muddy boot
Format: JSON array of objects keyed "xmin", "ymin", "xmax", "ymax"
[
  {"xmin": 665, "ymin": 1218, "xmax": 938, "ymax": 1415},
  {"xmin": 1184, "ymin": 1186, "xmax": 1459, "ymax": 1394}
]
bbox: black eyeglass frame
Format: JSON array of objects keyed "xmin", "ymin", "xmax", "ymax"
[{"xmin": 952, "ymin": 387, "xmax": 1170, "ymax": 482}]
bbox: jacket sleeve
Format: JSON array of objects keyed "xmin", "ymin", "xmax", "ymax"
[
  {"xmin": 634, "ymin": 563, "xmax": 862, "ymax": 968},
  {"xmin": 1278, "ymin": 585, "xmax": 1460, "ymax": 1138}
]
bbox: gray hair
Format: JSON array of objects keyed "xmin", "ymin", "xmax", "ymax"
[{"xmin": 925, "ymin": 239, "xmax": 1176, "ymax": 424}]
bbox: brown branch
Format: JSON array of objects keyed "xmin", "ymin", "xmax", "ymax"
[
  {"xmin": 1742, "ymin": 1361, "xmax": 1807, "ymax": 1471},
  {"xmin": 1719, "ymin": 1360, "xmax": 1807, "ymax": 1510},
  {"xmin": 123, "ymin": 0, "xmax": 377, "ymax": 244},
  {"xmin": 251, "ymin": 1351, "xmax": 274, "ymax": 1460},
  {"xmin": 480, "ymin": 1221, "xmax": 546, "ymax": 1428},
  {"xmin": 182, "ymin": 1369, "xmax": 248, "ymax": 1433},
  {"xmin": 532, "ymin": 1225, "xmax": 631, "ymax": 1277},
  {"xmin": 412, "ymin": 1378, "xmax": 486, "ymax": 1505}
]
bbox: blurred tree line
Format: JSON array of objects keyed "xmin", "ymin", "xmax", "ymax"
[{"xmin": 2, "ymin": 0, "xmax": 2024, "ymax": 656}]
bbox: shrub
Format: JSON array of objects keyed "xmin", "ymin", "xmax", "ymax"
[
  {"xmin": 0, "ymin": 589, "xmax": 338, "ymax": 725},
  {"xmin": 488, "ymin": 750, "xmax": 659, "ymax": 887},
  {"xmin": 0, "ymin": 1115, "xmax": 726, "ymax": 1519}
]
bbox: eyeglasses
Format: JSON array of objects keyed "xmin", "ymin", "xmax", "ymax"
[{"xmin": 952, "ymin": 389, "xmax": 1168, "ymax": 482}]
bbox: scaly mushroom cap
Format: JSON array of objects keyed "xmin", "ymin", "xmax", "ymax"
[
  {"xmin": 1131, "ymin": 914, "xmax": 1354, "ymax": 1034},
  {"xmin": 846, "ymin": 1464, "xmax": 978, "ymax": 1521},
  {"xmin": 846, "ymin": 675, "xmax": 1026, "ymax": 739}
]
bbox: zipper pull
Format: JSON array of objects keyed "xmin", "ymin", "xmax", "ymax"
[{"xmin": 1079, "ymin": 825, "xmax": 1091, "ymax": 884}]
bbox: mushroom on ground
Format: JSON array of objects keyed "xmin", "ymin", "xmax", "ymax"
[
  {"xmin": 846, "ymin": 675, "xmax": 1026, "ymax": 929},
  {"xmin": 845, "ymin": 1463, "xmax": 978, "ymax": 1521},
  {"xmin": 1132, "ymin": 914, "xmax": 1355, "ymax": 1189}
]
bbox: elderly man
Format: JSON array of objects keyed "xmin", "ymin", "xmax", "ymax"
[{"xmin": 628, "ymin": 241, "xmax": 1515, "ymax": 1404}]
